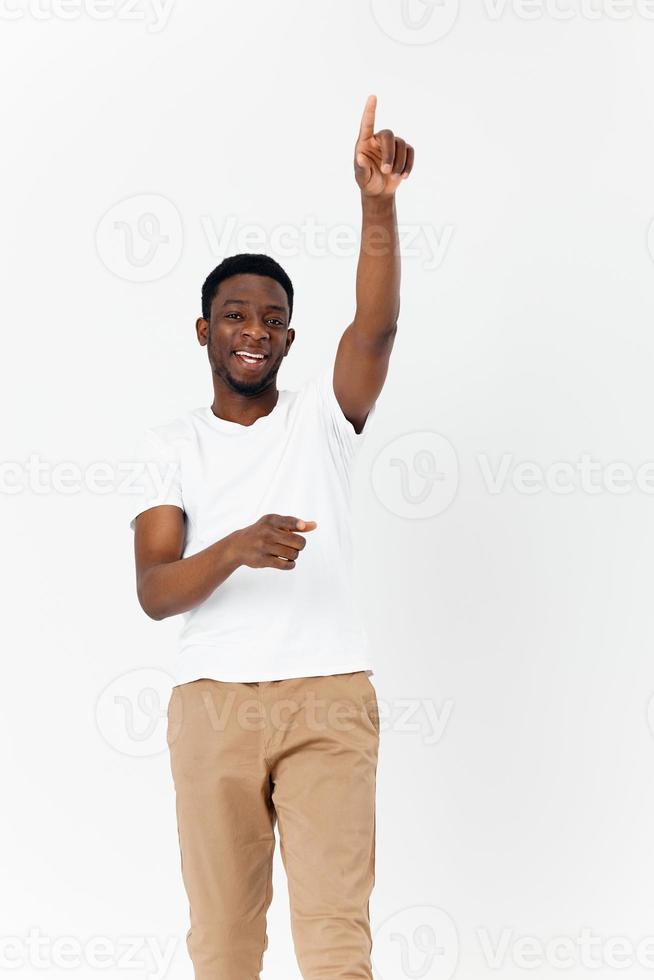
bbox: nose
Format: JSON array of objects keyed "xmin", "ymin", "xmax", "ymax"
[{"xmin": 241, "ymin": 318, "xmax": 270, "ymax": 340}]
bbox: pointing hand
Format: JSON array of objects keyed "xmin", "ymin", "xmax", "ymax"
[{"xmin": 354, "ymin": 94, "xmax": 415, "ymax": 198}]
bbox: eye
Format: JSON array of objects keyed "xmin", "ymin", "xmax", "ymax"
[
  {"xmin": 225, "ymin": 312, "xmax": 242, "ymax": 319},
  {"xmin": 268, "ymin": 319, "xmax": 284, "ymax": 326}
]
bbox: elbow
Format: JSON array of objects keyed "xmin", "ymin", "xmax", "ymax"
[
  {"xmin": 374, "ymin": 318, "xmax": 398, "ymax": 344},
  {"xmin": 136, "ymin": 583, "xmax": 168, "ymax": 621},
  {"xmin": 351, "ymin": 318, "xmax": 398, "ymax": 350},
  {"xmin": 375, "ymin": 320, "xmax": 398, "ymax": 350},
  {"xmin": 138, "ymin": 597, "xmax": 165, "ymax": 621},
  {"xmin": 144, "ymin": 606, "xmax": 167, "ymax": 622}
]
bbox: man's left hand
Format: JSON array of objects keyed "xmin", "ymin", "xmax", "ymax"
[{"xmin": 353, "ymin": 94, "xmax": 415, "ymax": 198}]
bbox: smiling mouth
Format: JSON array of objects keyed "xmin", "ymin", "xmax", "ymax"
[{"xmin": 233, "ymin": 350, "xmax": 268, "ymax": 368}]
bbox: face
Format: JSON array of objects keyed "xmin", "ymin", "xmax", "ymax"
[{"xmin": 196, "ymin": 273, "xmax": 294, "ymax": 396}]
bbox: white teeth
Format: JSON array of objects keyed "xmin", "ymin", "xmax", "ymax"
[{"xmin": 235, "ymin": 351, "xmax": 264, "ymax": 359}]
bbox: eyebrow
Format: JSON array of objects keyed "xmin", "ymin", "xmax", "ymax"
[{"xmin": 222, "ymin": 298, "xmax": 287, "ymax": 313}]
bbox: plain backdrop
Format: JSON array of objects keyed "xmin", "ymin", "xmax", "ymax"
[{"xmin": 2, "ymin": 2, "xmax": 654, "ymax": 978}]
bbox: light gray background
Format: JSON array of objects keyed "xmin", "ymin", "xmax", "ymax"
[{"xmin": 2, "ymin": 1, "xmax": 654, "ymax": 978}]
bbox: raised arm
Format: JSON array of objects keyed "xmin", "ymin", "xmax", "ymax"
[{"xmin": 333, "ymin": 94, "xmax": 415, "ymax": 433}]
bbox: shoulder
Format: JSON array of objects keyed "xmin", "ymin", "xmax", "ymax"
[
  {"xmin": 138, "ymin": 408, "xmax": 204, "ymax": 453},
  {"xmin": 293, "ymin": 364, "xmax": 332, "ymax": 403},
  {"xmin": 299, "ymin": 364, "xmax": 377, "ymax": 445}
]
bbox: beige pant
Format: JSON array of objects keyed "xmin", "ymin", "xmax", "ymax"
[{"xmin": 167, "ymin": 669, "xmax": 380, "ymax": 980}]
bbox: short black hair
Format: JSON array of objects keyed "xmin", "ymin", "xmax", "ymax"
[{"xmin": 201, "ymin": 253, "xmax": 294, "ymax": 323}]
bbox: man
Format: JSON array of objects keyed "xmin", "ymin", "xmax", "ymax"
[{"xmin": 130, "ymin": 95, "xmax": 414, "ymax": 980}]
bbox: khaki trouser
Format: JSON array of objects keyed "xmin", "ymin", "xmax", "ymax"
[{"xmin": 167, "ymin": 669, "xmax": 380, "ymax": 980}]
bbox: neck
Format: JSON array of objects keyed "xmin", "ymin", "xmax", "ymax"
[{"xmin": 210, "ymin": 378, "xmax": 280, "ymax": 427}]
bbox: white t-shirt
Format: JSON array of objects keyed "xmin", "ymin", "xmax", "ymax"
[{"xmin": 129, "ymin": 365, "xmax": 377, "ymax": 684}]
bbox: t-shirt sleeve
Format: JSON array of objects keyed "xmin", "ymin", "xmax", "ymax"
[
  {"xmin": 313, "ymin": 363, "xmax": 378, "ymax": 465},
  {"xmin": 127, "ymin": 426, "xmax": 184, "ymax": 531}
]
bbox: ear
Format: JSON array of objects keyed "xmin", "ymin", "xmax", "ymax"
[
  {"xmin": 196, "ymin": 317, "xmax": 209, "ymax": 347},
  {"xmin": 284, "ymin": 327, "xmax": 295, "ymax": 356}
]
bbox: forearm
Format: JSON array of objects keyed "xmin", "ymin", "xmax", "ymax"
[
  {"xmin": 354, "ymin": 193, "xmax": 401, "ymax": 340},
  {"xmin": 138, "ymin": 530, "xmax": 243, "ymax": 621}
]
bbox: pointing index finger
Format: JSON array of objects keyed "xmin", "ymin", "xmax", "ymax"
[{"xmin": 358, "ymin": 94, "xmax": 377, "ymax": 141}]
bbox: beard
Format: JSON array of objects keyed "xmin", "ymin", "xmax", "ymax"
[{"xmin": 211, "ymin": 349, "xmax": 282, "ymax": 397}]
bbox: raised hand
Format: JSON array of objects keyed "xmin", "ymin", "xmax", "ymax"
[{"xmin": 354, "ymin": 94, "xmax": 415, "ymax": 198}]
